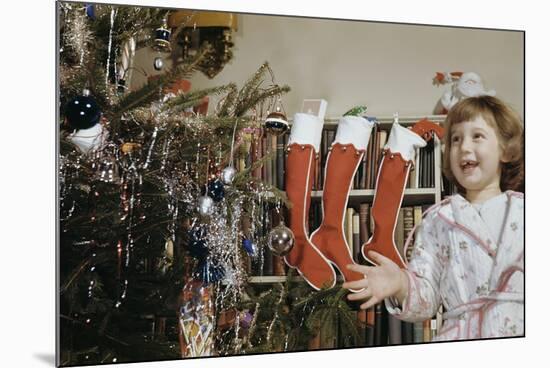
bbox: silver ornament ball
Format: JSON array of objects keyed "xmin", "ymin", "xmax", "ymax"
[
  {"xmin": 153, "ymin": 57, "xmax": 164, "ymax": 71},
  {"xmin": 221, "ymin": 166, "xmax": 237, "ymax": 185},
  {"xmin": 197, "ymin": 195, "xmax": 214, "ymax": 216},
  {"xmin": 268, "ymin": 223, "xmax": 295, "ymax": 256}
]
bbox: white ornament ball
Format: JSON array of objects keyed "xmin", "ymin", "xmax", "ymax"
[
  {"xmin": 153, "ymin": 57, "xmax": 164, "ymax": 71},
  {"xmin": 221, "ymin": 166, "xmax": 237, "ymax": 185},
  {"xmin": 197, "ymin": 195, "xmax": 214, "ymax": 216}
]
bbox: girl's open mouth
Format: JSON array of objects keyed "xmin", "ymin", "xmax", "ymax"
[{"xmin": 460, "ymin": 160, "xmax": 479, "ymax": 173}]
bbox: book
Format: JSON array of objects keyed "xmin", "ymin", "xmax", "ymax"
[
  {"xmin": 365, "ymin": 125, "xmax": 376, "ymax": 189},
  {"xmin": 357, "ymin": 308, "xmax": 368, "ymax": 346},
  {"xmin": 352, "ymin": 212, "xmax": 361, "ymax": 263},
  {"xmin": 402, "ymin": 207, "xmax": 415, "ymax": 259},
  {"xmin": 261, "ymin": 135, "xmax": 267, "ymax": 183},
  {"xmin": 413, "ymin": 322, "xmax": 424, "ymax": 343},
  {"xmin": 428, "ymin": 139, "xmax": 435, "ymax": 188},
  {"xmin": 265, "ymin": 135, "xmax": 273, "ymax": 186},
  {"xmin": 371, "ymin": 127, "xmax": 381, "ymax": 189},
  {"xmin": 430, "ymin": 318, "xmax": 438, "ymax": 340},
  {"xmin": 407, "ymin": 206, "xmax": 424, "ymax": 262},
  {"xmin": 423, "ymin": 319, "xmax": 431, "ymax": 342},
  {"xmin": 395, "ymin": 208, "xmax": 405, "ymax": 259},
  {"xmin": 366, "ymin": 306, "xmax": 375, "ymax": 345},
  {"xmin": 345, "ymin": 208, "xmax": 355, "ymax": 253},
  {"xmin": 401, "ymin": 321, "xmax": 414, "ymax": 344},
  {"xmin": 388, "ymin": 314, "xmax": 402, "ymax": 345},
  {"xmin": 359, "ymin": 140, "xmax": 368, "ymax": 189},
  {"xmin": 408, "ymin": 156, "xmax": 416, "ymax": 188},
  {"xmin": 276, "ymin": 134, "xmax": 285, "ymax": 190},
  {"xmin": 270, "ymin": 134, "xmax": 277, "ymax": 187},
  {"xmin": 374, "ymin": 303, "xmax": 388, "ymax": 345},
  {"xmin": 358, "ymin": 203, "xmax": 370, "ymax": 246},
  {"xmin": 414, "ymin": 146, "xmax": 420, "ymax": 189}
]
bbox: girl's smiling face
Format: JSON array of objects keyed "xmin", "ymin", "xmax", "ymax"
[{"xmin": 449, "ymin": 115, "xmax": 504, "ymax": 202}]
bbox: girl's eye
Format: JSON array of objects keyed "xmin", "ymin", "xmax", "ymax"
[
  {"xmin": 451, "ymin": 136, "xmax": 460, "ymax": 143},
  {"xmin": 473, "ymin": 133, "xmax": 484, "ymax": 140}
]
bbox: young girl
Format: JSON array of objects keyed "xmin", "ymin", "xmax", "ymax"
[{"xmin": 343, "ymin": 95, "xmax": 524, "ymax": 340}]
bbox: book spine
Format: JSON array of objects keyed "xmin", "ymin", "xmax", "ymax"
[
  {"xmin": 401, "ymin": 321, "xmax": 414, "ymax": 344},
  {"xmin": 365, "ymin": 126, "xmax": 375, "ymax": 189},
  {"xmin": 413, "ymin": 321, "xmax": 424, "ymax": 343},
  {"xmin": 261, "ymin": 135, "xmax": 267, "ymax": 183},
  {"xmin": 395, "ymin": 208, "xmax": 405, "ymax": 259},
  {"xmin": 374, "ymin": 303, "xmax": 389, "ymax": 346},
  {"xmin": 360, "ymin": 141, "xmax": 368, "ymax": 189},
  {"xmin": 357, "ymin": 308, "xmax": 367, "ymax": 346},
  {"xmin": 319, "ymin": 130, "xmax": 328, "ymax": 191},
  {"xmin": 346, "ymin": 208, "xmax": 355, "ymax": 253},
  {"xmin": 352, "ymin": 212, "xmax": 361, "ymax": 263},
  {"xmin": 388, "ymin": 314, "xmax": 402, "ymax": 345},
  {"xmin": 423, "ymin": 319, "xmax": 431, "ymax": 342},
  {"xmin": 402, "ymin": 207, "xmax": 414, "ymax": 259},
  {"xmin": 271, "ymin": 135, "xmax": 277, "ymax": 187},
  {"xmin": 366, "ymin": 306, "xmax": 375, "ymax": 346},
  {"xmin": 430, "ymin": 317, "xmax": 438, "ymax": 341},
  {"xmin": 358, "ymin": 203, "xmax": 370, "ymax": 246},
  {"xmin": 266, "ymin": 135, "xmax": 273, "ymax": 186},
  {"xmin": 276, "ymin": 134, "xmax": 285, "ymax": 190}
]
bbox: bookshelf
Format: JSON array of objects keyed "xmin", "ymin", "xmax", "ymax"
[{"xmin": 250, "ymin": 114, "xmax": 446, "ymax": 284}]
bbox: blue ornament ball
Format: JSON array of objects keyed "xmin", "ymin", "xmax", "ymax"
[
  {"xmin": 207, "ymin": 179, "xmax": 225, "ymax": 202},
  {"xmin": 85, "ymin": 4, "xmax": 95, "ymax": 19},
  {"xmin": 187, "ymin": 226, "xmax": 208, "ymax": 259},
  {"xmin": 242, "ymin": 238, "xmax": 256, "ymax": 256},
  {"xmin": 65, "ymin": 95, "xmax": 101, "ymax": 130},
  {"xmin": 195, "ymin": 259, "xmax": 225, "ymax": 285}
]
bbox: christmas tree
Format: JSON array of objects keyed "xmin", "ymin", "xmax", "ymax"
[{"xmin": 58, "ymin": 3, "xmax": 361, "ymax": 366}]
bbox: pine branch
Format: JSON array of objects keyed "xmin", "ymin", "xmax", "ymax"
[
  {"xmin": 164, "ymin": 84, "xmax": 235, "ymax": 113},
  {"xmin": 109, "ymin": 48, "xmax": 208, "ymax": 121},
  {"xmin": 217, "ymin": 83, "xmax": 239, "ymax": 117}
]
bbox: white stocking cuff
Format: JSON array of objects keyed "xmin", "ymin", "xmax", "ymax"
[
  {"xmin": 333, "ymin": 115, "xmax": 375, "ymax": 151},
  {"xmin": 385, "ymin": 122, "xmax": 427, "ymax": 162},
  {"xmin": 288, "ymin": 113, "xmax": 324, "ymax": 152}
]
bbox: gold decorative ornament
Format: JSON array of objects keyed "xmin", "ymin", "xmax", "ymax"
[{"xmin": 168, "ymin": 11, "xmax": 238, "ymax": 79}]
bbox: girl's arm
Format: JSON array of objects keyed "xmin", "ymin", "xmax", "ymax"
[{"xmin": 385, "ymin": 210, "xmax": 449, "ymax": 322}]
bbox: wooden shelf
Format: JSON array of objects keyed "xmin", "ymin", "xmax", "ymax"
[
  {"xmin": 247, "ymin": 275, "xmax": 344, "ymax": 284},
  {"xmin": 311, "ymin": 188, "xmax": 438, "ymax": 206}
]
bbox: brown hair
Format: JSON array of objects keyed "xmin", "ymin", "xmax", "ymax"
[{"xmin": 442, "ymin": 95, "xmax": 524, "ymax": 193}]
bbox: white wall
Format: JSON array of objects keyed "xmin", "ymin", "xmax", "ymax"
[{"xmin": 133, "ymin": 13, "xmax": 524, "ymax": 119}]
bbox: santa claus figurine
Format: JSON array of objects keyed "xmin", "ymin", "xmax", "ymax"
[{"xmin": 434, "ymin": 71, "xmax": 496, "ymax": 114}]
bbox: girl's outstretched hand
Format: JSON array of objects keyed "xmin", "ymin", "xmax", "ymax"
[{"xmin": 342, "ymin": 251, "xmax": 409, "ymax": 310}]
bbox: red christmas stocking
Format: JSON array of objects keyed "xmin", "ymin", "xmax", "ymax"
[
  {"xmin": 303, "ymin": 116, "xmax": 375, "ymax": 290},
  {"xmin": 284, "ymin": 113, "xmax": 335, "ymax": 290},
  {"xmin": 361, "ymin": 119, "xmax": 443, "ymax": 268}
]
